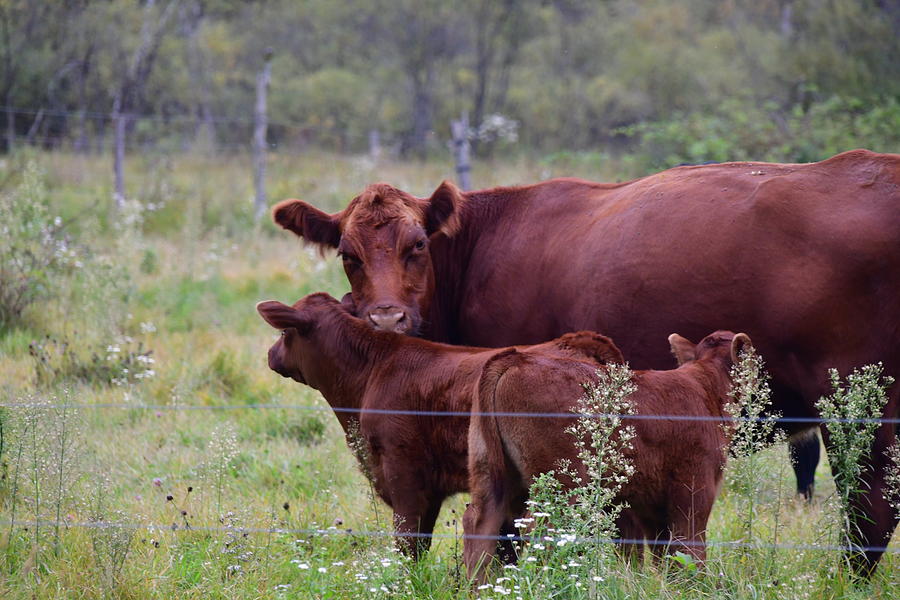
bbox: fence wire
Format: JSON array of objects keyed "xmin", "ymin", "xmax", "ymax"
[
  {"xmin": 1, "ymin": 519, "xmax": 897, "ymax": 554},
  {"xmin": 3, "ymin": 104, "xmax": 311, "ymax": 131},
  {"xmin": 0, "ymin": 400, "xmax": 897, "ymax": 426},
  {"xmin": 0, "ymin": 105, "xmax": 376, "ymax": 152}
]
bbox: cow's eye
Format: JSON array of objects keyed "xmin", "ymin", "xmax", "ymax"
[
  {"xmin": 340, "ymin": 252, "xmax": 362, "ymax": 267},
  {"xmin": 414, "ymin": 239, "xmax": 426, "ymax": 251}
]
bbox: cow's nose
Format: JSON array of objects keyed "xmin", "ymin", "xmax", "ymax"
[{"xmin": 368, "ymin": 306, "xmax": 407, "ymax": 332}]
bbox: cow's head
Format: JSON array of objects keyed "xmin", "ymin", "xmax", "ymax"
[
  {"xmin": 256, "ymin": 294, "xmax": 343, "ymax": 386},
  {"xmin": 272, "ymin": 181, "xmax": 466, "ymax": 336},
  {"xmin": 668, "ymin": 330, "xmax": 753, "ymax": 368}
]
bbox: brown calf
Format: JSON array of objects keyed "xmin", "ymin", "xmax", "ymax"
[
  {"xmin": 256, "ymin": 292, "xmax": 623, "ymax": 558},
  {"xmin": 463, "ymin": 330, "xmax": 751, "ymax": 582}
]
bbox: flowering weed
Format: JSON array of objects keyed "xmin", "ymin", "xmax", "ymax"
[
  {"xmin": 722, "ymin": 347, "xmax": 784, "ymax": 544},
  {"xmin": 816, "ymin": 364, "xmax": 893, "ymax": 555},
  {"xmin": 514, "ymin": 364, "xmax": 637, "ymax": 589}
]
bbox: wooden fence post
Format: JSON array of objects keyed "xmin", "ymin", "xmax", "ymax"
[
  {"xmin": 112, "ymin": 95, "xmax": 127, "ymax": 207},
  {"xmin": 368, "ymin": 128, "xmax": 381, "ymax": 160},
  {"xmin": 450, "ymin": 111, "xmax": 472, "ymax": 191},
  {"xmin": 253, "ymin": 47, "xmax": 274, "ymax": 222}
]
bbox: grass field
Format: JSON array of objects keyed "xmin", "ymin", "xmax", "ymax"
[{"xmin": 1, "ymin": 150, "xmax": 898, "ymax": 599}]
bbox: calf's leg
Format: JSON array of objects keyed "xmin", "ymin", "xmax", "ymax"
[
  {"xmin": 666, "ymin": 485, "xmax": 716, "ymax": 565},
  {"xmin": 497, "ymin": 519, "xmax": 519, "ymax": 564},
  {"xmin": 463, "ymin": 488, "xmax": 510, "ymax": 584},
  {"xmin": 382, "ymin": 462, "xmax": 443, "ymax": 560},
  {"xmin": 392, "ymin": 498, "xmax": 441, "ymax": 560}
]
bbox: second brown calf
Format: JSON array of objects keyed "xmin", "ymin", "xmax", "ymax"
[{"xmin": 464, "ymin": 330, "xmax": 751, "ymax": 582}]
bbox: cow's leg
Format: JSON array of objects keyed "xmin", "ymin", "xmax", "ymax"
[
  {"xmin": 772, "ymin": 381, "xmax": 821, "ymax": 499},
  {"xmin": 497, "ymin": 489, "xmax": 530, "ymax": 563},
  {"xmin": 649, "ymin": 529, "xmax": 671, "ymax": 563},
  {"xmin": 836, "ymin": 415, "xmax": 899, "ymax": 576},
  {"xmin": 788, "ymin": 428, "xmax": 820, "ymax": 500},
  {"xmin": 463, "ymin": 490, "xmax": 509, "ymax": 584},
  {"xmin": 615, "ymin": 511, "xmax": 646, "ymax": 565}
]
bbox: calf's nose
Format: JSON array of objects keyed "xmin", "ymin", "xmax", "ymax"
[
  {"xmin": 368, "ymin": 306, "xmax": 407, "ymax": 332},
  {"xmin": 268, "ymin": 346, "xmax": 289, "ymax": 377}
]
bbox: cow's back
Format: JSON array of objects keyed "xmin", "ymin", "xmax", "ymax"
[{"xmin": 452, "ymin": 150, "xmax": 900, "ymax": 424}]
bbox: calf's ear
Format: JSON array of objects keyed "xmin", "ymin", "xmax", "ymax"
[
  {"xmin": 423, "ymin": 180, "xmax": 466, "ymax": 237},
  {"xmin": 668, "ymin": 333, "xmax": 697, "ymax": 366},
  {"xmin": 730, "ymin": 333, "xmax": 753, "ymax": 364},
  {"xmin": 339, "ymin": 292, "xmax": 357, "ymax": 313},
  {"xmin": 272, "ymin": 199, "xmax": 342, "ymax": 249},
  {"xmin": 256, "ymin": 301, "xmax": 313, "ymax": 334}
]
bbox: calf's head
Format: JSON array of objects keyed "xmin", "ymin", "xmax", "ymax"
[
  {"xmin": 271, "ymin": 181, "xmax": 466, "ymax": 335},
  {"xmin": 256, "ymin": 293, "xmax": 345, "ymax": 386},
  {"xmin": 668, "ymin": 330, "xmax": 753, "ymax": 369}
]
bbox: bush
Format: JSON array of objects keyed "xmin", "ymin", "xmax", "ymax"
[
  {"xmin": 29, "ymin": 334, "xmax": 155, "ymax": 388},
  {"xmin": 620, "ymin": 96, "xmax": 900, "ymax": 171},
  {"xmin": 0, "ymin": 162, "xmax": 77, "ymax": 330}
]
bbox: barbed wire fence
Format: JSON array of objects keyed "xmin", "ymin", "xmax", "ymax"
[
  {"xmin": 2, "ymin": 399, "xmax": 899, "ymax": 425},
  {"xmin": 0, "ymin": 104, "xmax": 424, "ymax": 158},
  {"xmin": 1, "ymin": 398, "xmax": 898, "ymax": 555},
  {"xmin": 0, "ymin": 519, "xmax": 896, "ymax": 554}
]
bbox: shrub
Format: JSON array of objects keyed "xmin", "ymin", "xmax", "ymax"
[
  {"xmin": 29, "ymin": 334, "xmax": 155, "ymax": 388},
  {"xmin": 620, "ymin": 96, "xmax": 900, "ymax": 172},
  {"xmin": 0, "ymin": 162, "xmax": 77, "ymax": 329}
]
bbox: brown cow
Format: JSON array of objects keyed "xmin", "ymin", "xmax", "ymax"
[
  {"xmin": 256, "ymin": 292, "xmax": 623, "ymax": 558},
  {"xmin": 273, "ymin": 149, "xmax": 900, "ymax": 572},
  {"xmin": 463, "ymin": 331, "xmax": 750, "ymax": 583}
]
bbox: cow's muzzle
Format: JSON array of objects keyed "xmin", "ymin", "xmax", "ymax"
[{"xmin": 368, "ymin": 305, "xmax": 409, "ymax": 333}]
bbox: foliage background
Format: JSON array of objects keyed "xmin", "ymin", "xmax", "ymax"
[{"xmin": 3, "ymin": 0, "xmax": 900, "ymax": 169}]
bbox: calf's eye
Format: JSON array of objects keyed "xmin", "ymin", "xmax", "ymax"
[{"xmin": 414, "ymin": 239, "xmax": 426, "ymax": 251}]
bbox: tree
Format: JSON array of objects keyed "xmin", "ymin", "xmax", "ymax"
[
  {"xmin": 0, "ymin": 1, "xmax": 56, "ymax": 152},
  {"xmin": 376, "ymin": 0, "xmax": 465, "ymax": 157},
  {"xmin": 110, "ymin": 0, "xmax": 180, "ymax": 206}
]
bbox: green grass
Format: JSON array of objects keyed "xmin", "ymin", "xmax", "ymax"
[{"xmin": 0, "ymin": 150, "xmax": 898, "ymax": 598}]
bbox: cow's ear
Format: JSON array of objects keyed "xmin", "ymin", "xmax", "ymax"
[
  {"xmin": 256, "ymin": 301, "xmax": 313, "ymax": 334},
  {"xmin": 272, "ymin": 199, "xmax": 341, "ymax": 249},
  {"xmin": 423, "ymin": 180, "xmax": 466, "ymax": 237},
  {"xmin": 730, "ymin": 333, "xmax": 753, "ymax": 364},
  {"xmin": 668, "ymin": 333, "xmax": 697, "ymax": 366}
]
